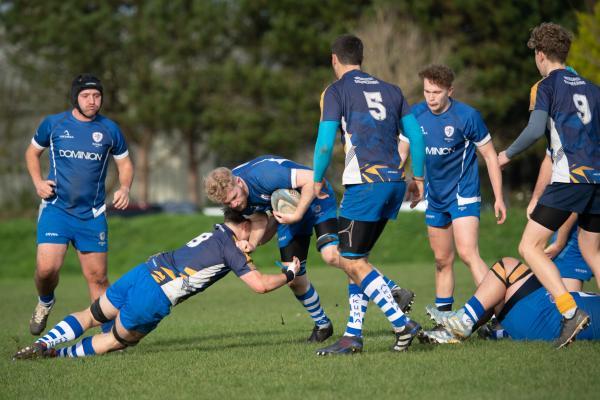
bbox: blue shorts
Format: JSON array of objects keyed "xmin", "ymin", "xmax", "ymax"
[
  {"xmin": 277, "ymin": 191, "xmax": 338, "ymax": 249},
  {"xmin": 339, "ymin": 181, "xmax": 405, "ymax": 222},
  {"xmin": 501, "ymin": 287, "xmax": 600, "ymax": 341},
  {"xmin": 554, "ymin": 239, "xmax": 594, "ymax": 282},
  {"xmin": 539, "ymin": 183, "xmax": 600, "ymax": 214},
  {"xmin": 105, "ymin": 263, "xmax": 172, "ymax": 334},
  {"xmin": 37, "ymin": 203, "xmax": 108, "ymax": 252},
  {"xmin": 425, "ymin": 202, "xmax": 480, "ymax": 227}
]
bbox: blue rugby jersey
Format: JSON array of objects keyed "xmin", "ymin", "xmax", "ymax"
[
  {"xmin": 147, "ymin": 224, "xmax": 252, "ymax": 305},
  {"xmin": 232, "ymin": 155, "xmax": 334, "ymax": 216},
  {"xmin": 531, "ymin": 69, "xmax": 600, "ymax": 183},
  {"xmin": 411, "ymin": 99, "xmax": 491, "ymax": 211},
  {"xmin": 32, "ymin": 111, "xmax": 129, "ymax": 219},
  {"xmin": 320, "ymin": 70, "xmax": 410, "ymax": 184}
]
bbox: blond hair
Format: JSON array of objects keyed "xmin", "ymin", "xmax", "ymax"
[{"xmin": 204, "ymin": 167, "xmax": 235, "ymax": 203}]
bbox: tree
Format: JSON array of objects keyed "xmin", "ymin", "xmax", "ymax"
[{"xmin": 569, "ymin": 2, "xmax": 600, "ymax": 84}]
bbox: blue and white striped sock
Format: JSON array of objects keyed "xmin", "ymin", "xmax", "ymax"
[
  {"xmin": 435, "ymin": 296, "xmax": 454, "ymax": 311},
  {"xmin": 56, "ymin": 336, "xmax": 96, "ymax": 358},
  {"xmin": 463, "ymin": 296, "xmax": 485, "ymax": 324},
  {"xmin": 344, "ymin": 284, "xmax": 369, "ymax": 337},
  {"xmin": 36, "ymin": 315, "xmax": 84, "ymax": 348},
  {"xmin": 360, "ymin": 270, "xmax": 407, "ymax": 329},
  {"xmin": 374, "ymin": 268, "xmax": 398, "ymax": 291},
  {"xmin": 295, "ymin": 283, "xmax": 330, "ymax": 327}
]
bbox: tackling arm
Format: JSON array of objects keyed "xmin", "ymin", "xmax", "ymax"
[{"xmin": 239, "ymin": 258, "xmax": 300, "ymax": 294}]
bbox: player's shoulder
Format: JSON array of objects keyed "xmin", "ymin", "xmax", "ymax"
[
  {"xmin": 451, "ymin": 99, "xmax": 483, "ymax": 121},
  {"xmin": 411, "ymin": 101, "xmax": 429, "ymax": 118},
  {"xmin": 41, "ymin": 111, "xmax": 71, "ymax": 127},
  {"xmin": 95, "ymin": 114, "xmax": 121, "ymax": 133}
]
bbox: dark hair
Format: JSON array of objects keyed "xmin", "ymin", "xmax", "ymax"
[
  {"xmin": 222, "ymin": 207, "xmax": 247, "ymax": 224},
  {"xmin": 527, "ymin": 22, "xmax": 572, "ymax": 63},
  {"xmin": 331, "ymin": 34, "xmax": 363, "ymax": 65},
  {"xmin": 418, "ymin": 64, "xmax": 455, "ymax": 89}
]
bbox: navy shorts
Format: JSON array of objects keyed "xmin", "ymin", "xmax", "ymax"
[{"xmin": 538, "ymin": 183, "xmax": 600, "ymax": 214}]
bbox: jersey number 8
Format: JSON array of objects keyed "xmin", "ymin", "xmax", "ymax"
[
  {"xmin": 363, "ymin": 91, "xmax": 387, "ymax": 121},
  {"xmin": 187, "ymin": 232, "xmax": 213, "ymax": 248},
  {"xmin": 573, "ymin": 94, "xmax": 591, "ymax": 125}
]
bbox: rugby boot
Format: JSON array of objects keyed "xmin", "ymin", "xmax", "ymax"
[
  {"xmin": 425, "ymin": 304, "xmax": 474, "ymax": 339},
  {"xmin": 554, "ymin": 308, "xmax": 590, "ymax": 349},
  {"xmin": 29, "ymin": 301, "xmax": 54, "ymax": 335},
  {"xmin": 477, "ymin": 317, "xmax": 508, "ymax": 340},
  {"xmin": 418, "ymin": 327, "xmax": 461, "ymax": 345},
  {"xmin": 391, "ymin": 287, "xmax": 415, "ymax": 314},
  {"xmin": 316, "ymin": 336, "xmax": 363, "ymax": 355},
  {"xmin": 391, "ymin": 319, "xmax": 421, "ymax": 352},
  {"xmin": 307, "ymin": 323, "xmax": 333, "ymax": 343},
  {"xmin": 13, "ymin": 342, "xmax": 55, "ymax": 360}
]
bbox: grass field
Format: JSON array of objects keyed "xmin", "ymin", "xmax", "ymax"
[{"xmin": 1, "ymin": 211, "xmax": 599, "ymax": 399}]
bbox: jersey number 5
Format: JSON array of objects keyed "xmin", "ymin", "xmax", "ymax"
[
  {"xmin": 363, "ymin": 91, "xmax": 387, "ymax": 121},
  {"xmin": 573, "ymin": 94, "xmax": 591, "ymax": 125}
]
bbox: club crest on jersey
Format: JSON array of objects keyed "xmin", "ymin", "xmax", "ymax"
[
  {"xmin": 92, "ymin": 132, "xmax": 103, "ymax": 143},
  {"xmin": 99, "ymin": 232, "xmax": 106, "ymax": 241},
  {"xmin": 444, "ymin": 126, "xmax": 454, "ymax": 137}
]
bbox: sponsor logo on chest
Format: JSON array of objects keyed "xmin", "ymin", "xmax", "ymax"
[{"xmin": 59, "ymin": 149, "xmax": 103, "ymax": 161}]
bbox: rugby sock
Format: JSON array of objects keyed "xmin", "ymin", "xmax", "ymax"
[
  {"xmin": 375, "ymin": 268, "xmax": 398, "ymax": 290},
  {"xmin": 360, "ymin": 270, "xmax": 407, "ymax": 329},
  {"xmin": 343, "ymin": 283, "xmax": 368, "ymax": 337},
  {"xmin": 435, "ymin": 296, "xmax": 454, "ymax": 311},
  {"xmin": 55, "ymin": 336, "xmax": 96, "ymax": 358},
  {"xmin": 38, "ymin": 293, "xmax": 55, "ymax": 307},
  {"xmin": 555, "ymin": 293, "xmax": 577, "ymax": 319},
  {"xmin": 295, "ymin": 283, "xmax": 331, "ymax": 327},
  {"xmin": 463, "ymin": 296, "xmax": 485, "ymax": 324},
  {"xmin": 36, "ymin": 315, "xmax": 84, "ymax": 348}
]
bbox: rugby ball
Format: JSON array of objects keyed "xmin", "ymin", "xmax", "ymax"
[{"xmin": 271, "ymin": 189, "xmax": 300, "ymax": 214}]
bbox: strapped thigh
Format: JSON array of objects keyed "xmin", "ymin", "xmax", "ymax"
[
  {"xmin": 490, "ymin": 259, "xmax": 532, "ymax": 288},
  {"xmin": 90, "ymin": 298, "xmax": 111, "ymax": 323},
  {"xmin": 112, "ymin": 323, "xmax": 139, "ymax": 347}
]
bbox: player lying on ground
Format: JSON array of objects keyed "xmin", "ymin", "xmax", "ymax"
[
  {"xmin": 420, "ymin": 256, "xmax": 598, "ymax": 345},
  {"xmin": 204, "ymin": 156, "xmax": 415, "ymax": 345},
  {"xmin": 13, "ymin": 209, "xmax": 301, "ymax": 359}
]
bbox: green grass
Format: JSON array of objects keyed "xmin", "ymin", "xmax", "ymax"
[{"xmin": 1, "ymin": 212, "xmax": 599, "ymax": 399}]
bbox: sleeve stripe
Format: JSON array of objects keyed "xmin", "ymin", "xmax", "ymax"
[
  {"xmin": 113, "ymin": 150, "xmax": 129, "ymax": 160},
  {"xmin": 475, "ymin": 133, "xmax": 492, "ymax": 147},
  {"xmin": 399, "ymin": 134, "xmax": 409, "ymax": 143},
  {"xmin": 290, "ymin": 169, "xmax": 298, "ymax": 188},
  {"xmin": 31, "ymin": 138, "xmax": 47, "ymax": 150}
]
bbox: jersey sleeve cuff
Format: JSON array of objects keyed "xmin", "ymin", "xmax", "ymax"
[
  {"xmin": 399, "ymin": 134, "xmax": 409, "ymax": 143},
  {"xmin": 113, "ymin": 150, "xmax": 129, "ymax": 160},
  {"xmin": 31, "ymin": 138, "xmax": 47, "ymax": 150},
  {"xmin": 290, "ymin": 169, "xmax": 298, "ymax": 188},
  {"xmin": 475, "ymin": 133, "xmax": 491, "ymax": 147}
]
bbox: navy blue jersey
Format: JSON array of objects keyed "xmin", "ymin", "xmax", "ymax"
[
  {"xmin": 146, "ymin": 224, "xmax": 252, "ymax": 305},
  {"xmin": 411, "ymin": 100, "xmax": 491, "ymax": 210},
  {"xmin": 531, "ymin": 69, "xmax": 600, "ymax": 183},
  {"xmin": 232, "ymin": 155, "xmax": 334, "ymax": 216},
  {"xmin": 32, "ymin": 111, "xmax": 129, "ymax": 219},
  {"xmin": 320, "ymin": 70, "xmax": 410, "ymax": 184}
]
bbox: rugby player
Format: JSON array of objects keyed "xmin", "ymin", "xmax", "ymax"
[
  {"xmin": 497, "ymin": 22, "xmax": 600, "ymax": 347},
  {"xmin": 205, "ymin": 157, "xmax": 416, "ymax": 343},
  {"xmin": 13, "ymin": 209, "xmax": 301, "ymax": 359},
  {"xmin": 406, "ymin": 65, "xmax": 505, "ymax": 343},
  {"xmin": 421, "ymin": 256, "xmax": 599, "ymax": 344},
  {"xmin": 312, "ymin": 34, "xmax": 426, "ymax": 354},
  {"xmin": 25, "ymin": 74, "xmax": 133, "ymax": 335}
]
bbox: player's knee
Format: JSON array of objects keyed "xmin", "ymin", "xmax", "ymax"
[
  {"xmin": 456, "ymin": 248, "xmax": 479, "ymax": 267},
  {"xmin": 434, "ymin": 255, "xmax": 453, "ymax": 272},
  {"xmin": 85, "ymin": 272, "xmax": 109, "ymax": 288},
  {"xmin": 111, "ymin": 324, "xmax": 139, "ymax": 348},
  {"xmin": 320, "ymin": 249, "xmax": 339, "ymax": 267},
  {"xmin": 35, "ymin": 263, "xmax": 61, "ymax": 279}
]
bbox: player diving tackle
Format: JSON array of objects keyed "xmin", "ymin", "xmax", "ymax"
[{"xmin": 13, "ymin": 209, "xmax": 301, "ymax": 359}]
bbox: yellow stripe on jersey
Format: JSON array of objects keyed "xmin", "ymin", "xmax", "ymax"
[
  {"xmin": 161, "ymin": 267, "xmax": 176, "ymax": 280},
  {"xmin": 319, "ymin": 87, "xmax": 330, "ymax": 122},
  {"xmin": 529, "ymin": 79, "xmax": 543, "ymax": 111},
  {"xmin": 570, "ymin": 166, "xmax": 593, "ymax": 183},
  {"xmin": 363, "ymin": 165, "xmax": 386, "ymax": 182},
  {"xmin": 151, "ymin": 270, "xmax": 166, "ymax": 284},
  {"xmin": 184, "ymin": 267, "xmax": 197, "ymax": 276}
]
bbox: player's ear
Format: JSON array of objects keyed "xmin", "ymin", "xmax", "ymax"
[{"xmin": 448, "ymin": 86, "xmax": 454, "ymax": 97}]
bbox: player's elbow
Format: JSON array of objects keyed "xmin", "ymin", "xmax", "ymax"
[{"xmin": 250, "ymin": 282, "xmax": 269, "ymax": 294}]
